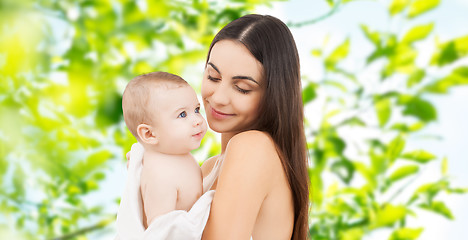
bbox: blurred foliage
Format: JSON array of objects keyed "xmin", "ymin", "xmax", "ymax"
[
  {"xmin": 0, "ymin": 0, "xmax": 466, "ymax": 239},
  {"xmin": 0, "ymin": 0, "xmax": 282, "ymax": 239},
  {"xmin": 305, "ymin": 0, "xmax": 468, "ymax": 239}
]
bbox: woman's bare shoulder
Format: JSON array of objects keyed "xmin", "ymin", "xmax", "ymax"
[
  {"xmin": 224, "ymin": 130, "xmax": 282, "ymax": 181},
  {"xmin": 228, "ymin": 130, "xmax": 278, "ymax": 158}
]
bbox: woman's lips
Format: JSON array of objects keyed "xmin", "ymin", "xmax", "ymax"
[{"xmin": 210, "ymin": 106, "xmax": 235, "ymax": 120}]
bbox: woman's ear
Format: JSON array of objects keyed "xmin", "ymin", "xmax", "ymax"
[{"xmin": 136, "ymin": 124, "xmax": 158, "ymax": 145}]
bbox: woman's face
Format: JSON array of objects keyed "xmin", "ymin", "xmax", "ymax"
[{"xmin": 201, "ymin": 40, "xmax": 265, "ymax": 134}]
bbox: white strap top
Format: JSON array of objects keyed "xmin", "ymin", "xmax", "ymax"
[{"xmin": 202, "ymin": 155, "xmax": 225, "ymax": 193}]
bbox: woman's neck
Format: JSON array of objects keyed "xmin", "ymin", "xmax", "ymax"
[{"xmin": 220, "ymin": 131, "xmax": 238, "ymax": 154}]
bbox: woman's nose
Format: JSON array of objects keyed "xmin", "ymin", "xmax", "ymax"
[{"xmin": 210, "ymin": 84, "xmax": 229, "ymax": 106}]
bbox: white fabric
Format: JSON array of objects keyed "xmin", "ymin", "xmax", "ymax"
[{"xmin": 115, "ymin": 142, "xmax": 215, "ymax": 240}]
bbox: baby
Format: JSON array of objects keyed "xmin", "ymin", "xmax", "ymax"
[{"xmin": 122, "ymin": 71, "xmax": 207, "ymax": 228}]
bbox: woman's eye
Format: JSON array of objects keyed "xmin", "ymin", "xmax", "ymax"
[
  {"xmin": 235, "ymin": 86, "xmax": 251, "ymax": 94},
  {"xmin": 195, "ymin": 107, "xmax": 200, "ymax": 113},
  {"xmin": 207, "ymin": 75, "xmax": 220, "ymax": 82},
  {"xmin": 178, "ymin": 111, "xmax": 187, "ymax": 118}
]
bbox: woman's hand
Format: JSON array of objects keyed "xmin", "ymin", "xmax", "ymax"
[
  {"xmin": 126, "ymin": 151, "xmax": 131, "ymax": 169},
  {"xmin": 126, "ymin": 143, "xmax": 145, "ymax": 169}
]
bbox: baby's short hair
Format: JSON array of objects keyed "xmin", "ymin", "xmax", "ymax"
[{"xmin": 122, "ymin": 71, "xmax": 188, "ymax": 140}]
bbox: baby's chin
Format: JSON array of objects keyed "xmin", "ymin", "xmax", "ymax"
[{"xmin": 191, "ymin": 142, "xmax": 203, "ymax": 151}]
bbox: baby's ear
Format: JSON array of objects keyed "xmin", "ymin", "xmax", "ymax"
[{"xmin": 136, "ymin": 124, "xmax": 158, "ymax": 145}]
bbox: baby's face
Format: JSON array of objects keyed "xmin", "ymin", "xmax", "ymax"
[{"xmin": 151, "ymin": 85, "xmax": 207, "ymax": 154}]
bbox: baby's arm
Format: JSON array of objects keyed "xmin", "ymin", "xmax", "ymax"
[{"xmin": 141, "ymin": 166, "xmax": 177, "ymax": 227}]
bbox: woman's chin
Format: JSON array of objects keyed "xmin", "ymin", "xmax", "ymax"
[{"xmin": 207, "ymin": 122, "xmax": 224, "ymax": 133}]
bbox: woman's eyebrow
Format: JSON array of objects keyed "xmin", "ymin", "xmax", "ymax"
[
  {"xmin": 207, "ymin": 62, "xmax": 221, "ymax": 74},
  {"xmin": 232, "ymin": 75, "xmax": 259, "ymax": 85},
  {"xmin": 208, "ymin": 62, "xmax": 259, "ymax": 85}
]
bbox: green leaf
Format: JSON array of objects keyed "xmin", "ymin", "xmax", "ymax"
[
  {"xmin": 389, "ymin": 227, "xmax": 424, "ymax": 240},
  {"xmin": 423, "ymin": 66, "xmax": 468, "ymax": 93},
  {"xmin": 74, "ymin": 150, "xmax": 113, "ymax": 178},
  {"xmin": 389, "ymin": 165, "xmax": 419, "ymax": 182},
  {"xmin": 374, "ymin": 91, "xmax": 400, "ymax": 101},
  {"xmin": 390, "ymin": 123, "xmax": 409, "ymax": 132},
  {"xmin": 12, "ymin": 166, "xmax": 26, "ymax": 197},
  {"xmin": 331, "ymin": 158, "xmax": 355, "ymax": 184},
  {"xmin": 390, "ymin": 122, "xmax": 425, "ymax": 132},
  {"xmin": 409, "ymin": 122, "xmax": 425, "ymax": 131},
  {"xmin": 311, "ymin": 49, "xmax": 322, "ymax": 57},
  {"xmin": 408, "ymin": 0, "xmax": 440, "ymax": 18},
  {"xmin": 431, "ymin": 35, "xmax": 468, "ymax": 66},
  {"xmin": 302, "ymin": 82, "xmax": 317, "ymax": 104},
  {"xmin": 401, "ymin": 23, "xmax": 434, "ymax": 44},
  {"xmin": 420, "ymin": 201, "xmax": 454, "ymax": 219},
  {"xmin": 401, "ymin": 150, "xmax": 436, "ymax": 163},
  {"xmin": 323, "ymin": 80, "xmax": 347, "ymax": 92},
  {"xmin": 86, "ymin": 150, "xmax": 113, "ymax": 170},
  {"xmin": 375, "ymin": 98, "xmax": 392, "ymax": 127},
  {"xmin": 386, "ymin": 134, "xmax": 406, "ymax": 163},
  {"xmin": 389, "ymin": 0, "xmax": 411, "ymax": 16},
  {"xmin": 407, "ymin": 69, "xmax": 425, "ymax": 88},
  {"xmin": 409, "ymin": 180, "xmax": 448, "ymax": 204},
  {"xmin": 326, "ymin": 136, "xmax": 346, "ymax": 155},
  {"xmin": 373, "ymin": 204, "xmax": 406, "ymax": 228},
  {"xmin": 447, "ymin": 188, "xmax": 468, "ymax": 194},
  {"xmin": 399, "ymin": 96, "xmax": 437, "ymax": 122},
  {"xmin": 96, "ymin": 92, "xmax": 123, "ymax": 127},
  {"xmin": 441, "ymin": 157, "xmax": 448, "ymax": 176},
  {"xmin": 325, "ymin": 38, "xmax": 350, "ymax": 70},
  {"xmin": 341, "ymin": 116, "xmax": 366, "ymax": 127},
  {"xmin": 85, "ymin": 180, "xmax": 99, "ymax": 191},
  {"xmin": 361, "ymin": 24, "xmax": 381, "ymax": 46},
  {"xmin": 354, "ymin": 161, "xmax": 376, "ymax": 188},
  {"xmin": 383, "ymin": 45, "xmax": 417, "ymax": 77},
  {"xmin": 309, "ymin": 168, "xmax": 324, "ymax": 204},
  {"xmin": 370, "ymin": 148, "xmax": 386, "ymax": 174},
  {"xmin": 453, "ymin": 66, "xmax": 468, "ymax": 76},
  {"xmin": 340, "ymin": 228, "xmax": 364, "ymax": 240},
  {"xmin": 93, "ymin": 172, "xmax": 106, "ymax": 181},
  {"xmin": 67, "ymin": 185, "xmax": 81, "ymax": 195}
]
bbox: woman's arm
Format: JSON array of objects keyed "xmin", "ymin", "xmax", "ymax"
[{"xmin": 202, "ymin": 131, "xmax": 279, "ymax": 240}]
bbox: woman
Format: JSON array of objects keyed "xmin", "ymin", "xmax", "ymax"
[
  {"xmin": 199, "ymin": 14, "xmax": 309, "ymax": 240},
  {"xmin": 122, "ymin": 14, "xmax": 309, "ymax": 240}
]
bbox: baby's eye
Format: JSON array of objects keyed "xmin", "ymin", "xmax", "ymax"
[
  {"xmin": 178, "ymin": 111, "xmax": 187, "ymax": 118},
  {"xmin": 195, "ymin": 107, "xmax": 200, "ymax": 113}
]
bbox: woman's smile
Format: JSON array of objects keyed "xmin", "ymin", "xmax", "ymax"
[{"xmin": 208, "ymin": 104, "xmax": 236, "ymax": 120}]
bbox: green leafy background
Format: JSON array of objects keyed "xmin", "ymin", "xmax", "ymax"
[{"xmin": 1, "ymin": 0, "xmax": 467, "ymax": 239}]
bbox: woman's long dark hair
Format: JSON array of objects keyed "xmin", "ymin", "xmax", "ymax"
[{"xmin": 206, "ymin": 14, "xmax": 309, "ymax": 240}]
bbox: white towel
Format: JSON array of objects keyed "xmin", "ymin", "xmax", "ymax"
[{"xmin": 115, "ymin": 143, "xmax": 215, "ymax": 240}]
